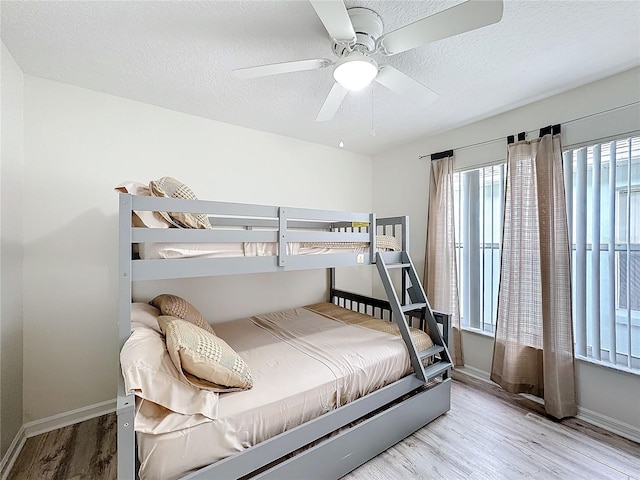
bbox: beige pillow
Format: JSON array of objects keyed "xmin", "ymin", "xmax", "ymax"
[
  {"xmin": 149, "ymin": 294, "xmax": 216, "ymax": 335},
  {"xmin": 149, "ymin": 176, "xmax": 212, "ymax": 229},
  {"xmin": 158, "ymin": 316, "xmax": 253, "ymax": 392},
  {"xmin": 114, "ymin": 181, "xmax": 172, "ymax": 228}
]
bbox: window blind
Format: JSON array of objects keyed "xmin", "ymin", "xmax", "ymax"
[{"xmin": 563, "ymin": 136, "xmax": 640, "ymax": 371}]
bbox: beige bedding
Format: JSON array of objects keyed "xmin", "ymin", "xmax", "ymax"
[
  {"xmin": 138, "ymin": 234, "xmax": 400, "ymax": 259},
  {"xmin": 134, "ymin": 304, "xmax": 432, "ymax": 480}
]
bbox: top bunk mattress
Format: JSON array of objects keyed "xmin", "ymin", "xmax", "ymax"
[{"xmin": 138, "ymin": 234, "xmax": 401, "ymax": 260}]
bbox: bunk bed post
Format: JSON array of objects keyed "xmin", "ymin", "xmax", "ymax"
[
  {"xmin": 117, "ymin": 193, "xmax": 135, "ymax": 480},
  {"xmin": 278, "ymin": 207, "xmax": 287, "ymax": 268},
  {"xmin": 369, "ymin": 213, "xmax": 376, "ymax": 264},
  {"xmin": 401, "ymin": 216, "xmax": 409, "ymax": 306},
  {"xmin": 329, "ymin": 268, "xmax": 336, "ymax": 303}
]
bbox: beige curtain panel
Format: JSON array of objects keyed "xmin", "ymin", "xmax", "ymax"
[
  {"xmin": 491, "ymin": 134, "xmax": 577, "ymax": 419},
  {"xmin": 425, "ymin": 156, "xmax": 464, "ymax": 366}
]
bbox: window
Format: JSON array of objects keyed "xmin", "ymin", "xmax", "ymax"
[
  {"xmin": 450, "ymin": 135, "xmax": 639, "ymax": 372},
  {"xmin": 617, "ymin": 188, "xmax": 640, "ymax": 311},
  {"xmin": 563, "ymin": 136, "xmax": 640, "ymax": 371},
  {"xmin": 453, "ymin": 164, "xmax": 505, "ymax": 334}
]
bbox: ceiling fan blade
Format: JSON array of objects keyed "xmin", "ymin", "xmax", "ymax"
[
  {"xmin": 234, "ymin": 58, "xmax": 332, "ymax": 79},
  {"xmin": 309, "ymin": 0, "xmax": 356, "ymax": 43},
  {"xmin": 316, "ymin": 83, "xmax": 348, "ymax": 122},
  {"xmin": 375, "ymin": 66, "xmax": 438, "ymax": 105},
  {"xmin": 377, "ymin": 0, "xmax": 503, "ymax": 55}
]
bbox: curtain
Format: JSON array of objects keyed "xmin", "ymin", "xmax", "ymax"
[
  {"xmin": 490, "ymin": 134, "xmax": 577, "ymax": 419},
  {"xmin": 425, "ymin": 155, "xmax": 463, "ymax": 366}
]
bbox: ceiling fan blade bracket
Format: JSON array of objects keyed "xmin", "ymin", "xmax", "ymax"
[{"xmin": 376, "ymin": 38, "xmax": 392, "ymax": 56}]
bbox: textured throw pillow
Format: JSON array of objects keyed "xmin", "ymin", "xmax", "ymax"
[
  {"xmin": 158, "ymin": 316, "xmax": 253, "ymax": 392},
  {"xmin": 149, "ymin": 294, "xmax": 216, "ymax": 335},
  {"xmin": 114, "ymin": 181, "xmax": 173, "ymax": 228},
  {"xmin": 149, "ymin": 176, "xmax": 212, "ymax": 229}
]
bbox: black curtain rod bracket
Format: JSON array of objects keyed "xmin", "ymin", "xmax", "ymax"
[
  {"xmin": 509, "ymin": 125, "xmax": 560, "ymax": 144},
  {"xmin": 539, "ymin": 124, "xmax": 561, "ymax": 137},
  {"xmin": 507, "ymin": 132, "xmax": 526, "ymax": 144},
  {"xmin": 431, "ymin": 149, "xmax": 454, "ymax": 161}
]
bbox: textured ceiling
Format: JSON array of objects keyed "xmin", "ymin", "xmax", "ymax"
[{"xmin": 2, "ymin": 0, "xmax": 639, "ymax": 156}]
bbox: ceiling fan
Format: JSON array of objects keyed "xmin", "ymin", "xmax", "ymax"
[{"xmin": 233, "ymin": 0, "xmax": 503, "ymax": 122}]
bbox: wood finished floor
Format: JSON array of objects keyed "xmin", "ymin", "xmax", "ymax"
[
  {"xmin": 8, "ymin": 373, "xmax": 640, "ymax": 480},
  {"xmin": 8, "ymin": 413, "xmax": 116, "ymax": 480}
]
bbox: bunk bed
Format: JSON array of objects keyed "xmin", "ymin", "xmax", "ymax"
[{"xmin": 118, "ymin": 190, "xmax": 452, "ymax": 480}]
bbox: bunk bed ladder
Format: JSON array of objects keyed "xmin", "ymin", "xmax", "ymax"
[{"xmin": 376, "ymin": 252, "xmax": 452, "ymax": 383}]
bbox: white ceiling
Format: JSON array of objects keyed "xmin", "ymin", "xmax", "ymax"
[{"xmin": 2, "ymin": 0, "xmax": 639, "ymax": 156}]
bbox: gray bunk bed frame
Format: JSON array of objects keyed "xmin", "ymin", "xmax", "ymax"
[{"xmin": 117, "ymin": 193, "xmax": 452, "ymax": 479}]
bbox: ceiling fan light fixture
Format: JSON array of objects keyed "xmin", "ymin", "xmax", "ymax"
[{"xmin": 333, "ymin": 53, "xmax": 378, "ymax": 91}]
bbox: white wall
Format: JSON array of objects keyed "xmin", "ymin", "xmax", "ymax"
[
  {"xmin": 373, "ymin": 67, "xmax": 640, "ymax": 434},
  {"xmin": 0, "ymin": 42, "xmax": 25, "ymax": 456},
  {"xmin": 14, "ymin": 62, "xmax": 640, "ymax": 436},
  {"xmin": 22, "ymin": 76, "xmax": 373, "ymax": 422}
]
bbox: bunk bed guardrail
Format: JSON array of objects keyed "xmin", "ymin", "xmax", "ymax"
[{"xmin": 122, "ymin": 193, "xmax": 415, "ymax": 280}]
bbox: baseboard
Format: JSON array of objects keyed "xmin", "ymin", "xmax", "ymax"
[
  {"xmin": 0, "ymin": 398, "xmax": 117, "ymax": 479},
  {"xmin": 577, "ymin": 407, "xmax": 640, "ymax": 444},
  {"xmin": 454, "ymin": 366, "xmax": 640, "ymax": 444},
  {"xmin": 23, "ymin": 398, "xmax": 117, "ymax": 438},
  {"xmin": 0, "ymin": 427, "xmax": 26, "ymax": 480},
  {"xmin": 455, "ymin": 365, "xmax": 492, "ymax": 383}
]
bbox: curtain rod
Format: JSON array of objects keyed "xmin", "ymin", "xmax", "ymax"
[{"xmin": 418, "ymin": 101, "xmax": 639, "ymax": 160}]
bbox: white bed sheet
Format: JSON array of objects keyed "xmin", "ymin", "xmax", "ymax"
[
  {"xmin": 138, "ymin": 241, "xmax": 338, "ymax": 259},
  {"xmin": 138, "ymin": 235, "xmax": 399, "ymax": 259},
  {"xmin": 136, "ymin": 307, "xmax": 416, "ymax": 480}
]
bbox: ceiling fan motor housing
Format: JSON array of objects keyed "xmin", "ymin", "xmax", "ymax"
[{"xmin": 332, "ymin": 7, "xmax": 384, "ymax": 57}]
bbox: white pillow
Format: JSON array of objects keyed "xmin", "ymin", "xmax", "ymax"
[
  {"xmin": 134, "ymin": 397, "xmax": 214, "ymax": 434},
  {"xmin": 131, "ymin": 302, "xmax": 162, "ymax": 333},
  {"xmin": 120, "ymin": 320, "xmax": 219, "ymax": 421}
]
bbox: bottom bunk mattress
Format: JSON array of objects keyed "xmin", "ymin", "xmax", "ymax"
[{"xmin": 124, "ymin": 302, "xmax": 433, "ymax": 480}]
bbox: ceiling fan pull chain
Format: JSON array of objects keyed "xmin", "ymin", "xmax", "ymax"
[
  {"xmin": 339, "ymin": 103, "xmax": 344, "ymax": 148},
  {"xmin": 371, "ymin": 84, "xmax": 376, "ymax": 138}
]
